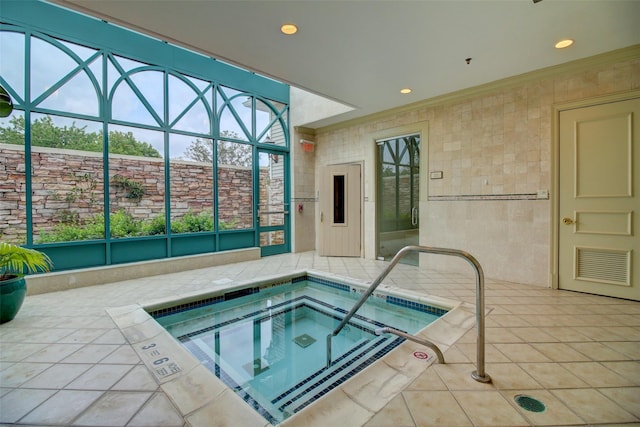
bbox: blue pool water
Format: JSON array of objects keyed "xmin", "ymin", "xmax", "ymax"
[{"xmin": 152, "ymin": 276, "xmax": 446, "ymax": 424}]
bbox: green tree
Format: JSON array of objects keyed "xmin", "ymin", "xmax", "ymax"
[
  {"xmin": 0, "ymin": 115, "xmax": 27, "ymax": 145},
  {"xmin": 107, "ymin": 130, "xmax": 161, "ymax": 157},
  {"xmin": 183, "ymin": 131, "xmax": 251, "ymax": 167},
  {"xmin": 0, "ymin": 115, "xmax": 161, "ymax": 157},
  {"xmin": 183, "ymin": 137, "xmax": 213, "ymax": 163}
]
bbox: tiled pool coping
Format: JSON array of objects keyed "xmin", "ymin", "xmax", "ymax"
[{"xmin": 106, "ymin": 270, "xmax": 477, "ymax": 427}]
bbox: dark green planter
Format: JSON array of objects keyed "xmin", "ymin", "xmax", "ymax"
[{"xmin": 0, "ymin": 276, "xmax": 27, "ymax": 324}]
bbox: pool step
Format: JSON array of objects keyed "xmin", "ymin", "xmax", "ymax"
[{"xmin": 275, "ymin": 334, "xmax": 404, "ymax": 417}]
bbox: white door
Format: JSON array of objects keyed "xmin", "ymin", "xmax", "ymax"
[
  {"xmin": 318, "ymin": 164, "xmax": 361, "ymax": 257},
  {"xmin": 559, "ymin": 97, "xmax": 639, "ymax": 300}
]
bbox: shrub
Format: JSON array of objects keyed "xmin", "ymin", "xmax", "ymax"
[
  {"xmin": 172, "ymin": 210, "xmax": 214, "ymax": 233},
  {"xmin": 35, "ymin": 209, "xmax": 239, "ymax": 243}
]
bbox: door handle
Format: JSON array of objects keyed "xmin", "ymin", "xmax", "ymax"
[
  {"xmin": 411, "ymin": 207, "xmax": 418, "ymax": 226},
  {"xmin": 562, "ymin": 217, "xmax": 575, "ymax": 225},
  {"xmin": 320, "ymin": 212, "xmax": 323, "ymax": 222}
]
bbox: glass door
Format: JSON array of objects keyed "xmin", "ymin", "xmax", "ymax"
[
  {"xmin": 377, "ymin": 134, "xmax": 420, "ymax": 264},
  {"xmin": 257, "ymin": 149, "xmax": 289, "ymax": 256}
]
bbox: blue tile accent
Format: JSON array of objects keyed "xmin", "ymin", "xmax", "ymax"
[
  {"xmin": 152, "ymin": 274, "xmax": 448, "ymax": 424},
  {"xmin": 386, "ymin": 295, "xmax": 448, "ymax": 316},
  {"xmin": 148, "ymin": 295, "xmax": 225, "ymax": 318},
  {"xmin": 183, "ymin": 340, "xmax": 279, "ymax": 425},
  {"xmin": 150, "ymin": 274, "xmax": 446, "ymax": 320},
  {"xmin": 306, "ymin": 276, "xmax": 351, "ymax": 292},
  {"xmin": 277, "ymin": 337, "xmax": 404, "ymax": 414}
]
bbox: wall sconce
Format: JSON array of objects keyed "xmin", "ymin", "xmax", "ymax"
[{"xmin": 300, "ymin": 139, "xmax": 315, "ymax": 153}]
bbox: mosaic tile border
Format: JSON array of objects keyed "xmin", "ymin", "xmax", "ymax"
[
  {"xmin": 429, "ymin": 193, "xmax": 540, "ymax": 201},
  {"xmin": 387, "ymin": 296, "xmax": 448, "ymax": 317},
  {"xmin": 277, "ymin": 337, "xmax": 404, "ymax": 415},
  {"xmin": 150, "ymin": 274, "xmax": 447, "ymax": 320}
]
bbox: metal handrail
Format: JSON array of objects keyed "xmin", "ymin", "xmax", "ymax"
[
  {"xmin": 375, "ymin": 326, "xmax": 445, "ymax": 364},
  {"xmin": 326, "ymin": 245, "xmax": 491, "ymax": 383}
]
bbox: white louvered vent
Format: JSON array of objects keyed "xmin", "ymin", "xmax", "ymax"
[{"xmin": 576, "ymin": 248, "xmax": 630, "ymax": 286}]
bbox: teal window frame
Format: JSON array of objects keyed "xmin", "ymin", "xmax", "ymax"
[{"xmin": 0, "ymin": 0, "xmax": 290, "ymax": 271}]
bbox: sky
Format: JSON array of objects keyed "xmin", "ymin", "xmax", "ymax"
[{"xmin": 0, "ymin": 30, "xmax": 286, "ymax": 160}]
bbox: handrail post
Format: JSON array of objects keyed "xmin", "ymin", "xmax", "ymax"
[
  {"xmin": 325, "ymin": 245, "xmax": 491, "ymax": 384},
  {"xmin": 464, "ymin": 253, "xmax": 491, "ymax": 383}
]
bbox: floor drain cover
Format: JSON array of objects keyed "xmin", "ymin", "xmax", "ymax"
[
  {"xmin": 514, "ymin": 394, "xmax": 546, "ymax": 413},
  {"xmin": 293, "ymin": 333, "xmax": 316, "ymax": 348}
]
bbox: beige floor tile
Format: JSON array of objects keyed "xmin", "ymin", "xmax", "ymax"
[
  {"xmin": 127, "ymin": 392, "xmax": 184, "ymax": 427},
  {"xmin": 407, "ymin": 367, "xmax": 448, "ymax": 391},
  {"xmin": 21, "ymin": 363, "xmax": 92, "ymax": 389},
  {"xmin": 11, "ymin": 327, "xmax": 76, "ymax": 343},
  {"xmin": 561, "ymin": 362, "xmax": 635, "ymax": 387},
  {"xmin": 0, "ymin": 362, "xmax": 52, "ymax": 387},
  {"xmin": 602, "ymin": 361, "xmax": 640, "ymax": 385},
  {"xmin": 404, "ymin": 390, "xmax": 472, "ymax": 427},
  {"xmin": 160, "ymin": 364, "xmax": 225, "ymax": 415},
  {"xmin": 0, "ymin": 360, "xmax": 14, "ymax": 371},
  {"xmin": 100, "ymin": 345, "xmax": 141, "ymax": 364},
  {"xmin": 543, "ymin": 327, "xmax": 592, "ymax": 342},
  {"xmin": 580, "ymin": 326, "xmax": 627, "ymax": 341},
  {"xmin": 58, "ymin": 328, "xmax": 111, "ymax": 344},
  {"xmin": 502, "ymin": 389, "xmax": 584, "ymax": 426},
  {"xmin": 530, "ymin": 343, "xmax": 591, "ymax": 362},
  {"xmin": 72, "ymin": 391, "xmax": 152, "ymax": 426},
  {"xmin": 489, "ymin": 315, "xmax": 531, "ymax": 328},
  {"xmin": 485, "ymin": 328, "xmax": 524, "ymax": 343},
  {"xmin": 452, "ymin": 390, "xmax": 529, "ymax": 426},
  {"xmin": 604, "ymin": 341, "xmax": 640, "ymax": 359},
  {"xmin": 454, "ymin": 343, "xmax": 512, "ymax": 363},
  {"xmin": 484, "ymin": 363, "xmax": 542, "ymax": 390},
  {"xmin": 92, "ymin": 329, "xmax": 127, "ymax": 345},
  {"xmin": 112, "ymin": 364, "xmax": 159, "ymax": 391},
  {"xmin": 0, "ymin": 343, "xmax": 47, "ymax": 362},
  {"xmin": 568, "ymin": 342, "xmax": 632, "ymax": 361},
  {"xmin": 281, "ymin": 388, "xmax": 374, "ymax": 427},
  {"xmin": 2, "ymin": 253, "xmax": 640, "ymax": 427},
  {"xmin": 440, "ymin": 345, "xmax": 471, "ymax": 363},
  {"xmin": 605, "ymin": 327, "xmax": 640, "ymax": 340},
  {"xmin": 0, "ymin": 388, "xmax": 56, "ymax": 423},
  {"xmin": 363, "ymin": 394, "xmax": 415, "ymax": 427},
  {"xmin": 518, "ymin": 362, "xmax": 589, "ymax": 389},
  {"xmin": 20, "ymin": 389, "xmax": 103, "ymax": 425},
  {"xmin": 551, "ymin": 388, "xmax": 638, "ymax": 424},
  {"xmin": 65, "ymin": 363, "xmax": 134, "ymax": 390},
  {"xmin": 492, "ymin": 343, "xmax": 552, "ymax": 362},
  {"xmin": 432, "ymin": 363, "xmax": 494, "ymax": 391},
  {"xmin": 507, "ymin": 327, "xmax": 557, "ymax": 342},
  {"xmin": 22, "ymin": 343, "xmax": 84, "ymax": 363},
  {"xmin": 60, "ymin": 344, "xmax": 119, "ymax": 363},
  {"xmin": 379, "ymin": 341, "xmax": 440, "ymax": 376},
  {"xmin": 342, "ymin": 361, "xmax": 412, "ymax": 412},
  {"xmin": 599, "ymin": 387, "xmax": 640, "ymax": 418}
]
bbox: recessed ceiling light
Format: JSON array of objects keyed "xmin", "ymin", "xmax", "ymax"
[
  {"xmin": 555, "ymin": 39, "xmax": 574, "ymax": 49},
  {"xmin": 400, "ymin": 88, "xmax": 412, "ymax": 94},
  {"xmin": 280, "ymin": 24, "xmax": 298, "ymax": 35}
]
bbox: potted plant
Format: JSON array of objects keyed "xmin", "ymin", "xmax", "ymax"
[{"xmin": 0, "ymin": 242, "xmax": 53, "ymax": 323}]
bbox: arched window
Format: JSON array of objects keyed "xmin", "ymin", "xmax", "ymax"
[{"xmin": 0, "ymin": 1, "xmax": 290, "ymax": 269}]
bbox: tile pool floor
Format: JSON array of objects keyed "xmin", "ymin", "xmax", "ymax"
[{"xmin": 1, "ymin": 251, "xmax": 639, "ymax": 426}]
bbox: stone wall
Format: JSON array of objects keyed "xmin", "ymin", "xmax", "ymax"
[{"xmin": 0, "ymin": 144, "xmax": 268, "ymax": 243}]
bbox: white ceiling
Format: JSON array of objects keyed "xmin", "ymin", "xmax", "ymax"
[{"xmin": 52, "ymin": 0, "xmax": 640, "ymax": 129}]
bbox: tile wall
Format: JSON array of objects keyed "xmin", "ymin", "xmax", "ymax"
[{"xmin": 306, "ymin": 48, "xmax": 640, "ymax": 286}]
